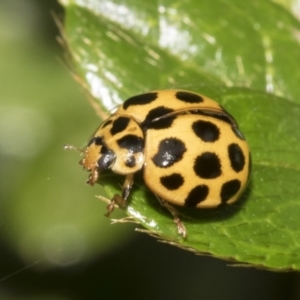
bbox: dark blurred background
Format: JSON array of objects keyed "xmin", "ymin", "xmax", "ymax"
[{"xmin": 0, "ymin": 1, "xmax": 299, "ymax": 299}]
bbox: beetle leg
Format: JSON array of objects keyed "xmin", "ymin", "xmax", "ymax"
[
  {"xmin": 157, "ymin": 197, "xmax": 187, "ymax": 238},
  {"xmin": 86, "ymin": 168, "xmax": 99, "ymax": 186},
  {"xmin": 105, "ymin": 173, "xmax": 134, "ymax": 217}
]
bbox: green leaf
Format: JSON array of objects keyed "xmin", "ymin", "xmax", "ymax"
[{"xmin": 61, "ymin": 0, "xmax": 300, "ymax": 270}]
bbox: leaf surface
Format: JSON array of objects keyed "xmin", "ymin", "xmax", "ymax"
[{"xmin": 61, "ymin": 0, "xmax": 300, "ymax": 270}]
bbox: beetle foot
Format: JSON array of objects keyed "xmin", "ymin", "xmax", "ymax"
[{"xmin": 174, "ymin": 217, "xmax": 187, "ymax": 238}]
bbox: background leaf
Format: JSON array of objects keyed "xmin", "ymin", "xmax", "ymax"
[
  {"xmin": 61, "ymin": 0, "xmax": 300, "ymax": 270},
  {"xmin": 2, "ymin": 1, "xmax": 300, "ymax": 299},
  {"xmin": 0, "ymin": 0, "xmax": 135, "ymax": 282}
]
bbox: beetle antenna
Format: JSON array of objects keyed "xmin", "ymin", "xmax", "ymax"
[{"xmin": 63, "ymin": 144, "xmax": 84, "ymax": 153}]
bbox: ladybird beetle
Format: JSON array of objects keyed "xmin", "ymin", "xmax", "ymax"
[{"xmin": 74, "ymin": 90, "xmax": 251, "ymax": 237}]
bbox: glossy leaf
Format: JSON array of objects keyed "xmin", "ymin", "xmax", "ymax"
[{"xmin": 61, "ymin": 0, "xmax": 300, "ymax": 270}]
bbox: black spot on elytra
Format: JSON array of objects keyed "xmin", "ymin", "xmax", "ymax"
[
  {"xmin": 125, "ymin": 155, "xmax": 136, "ymax": 168},
  {"xmin": 228, "ymin": 143, "xmax": 245, "ymax": 172},
  {"xmin": 110, "ymin": 117, "xmax": 130, "ymax": 135},
  {"xmin": 123, "ymin": 92, "xmax": 158, "ymax": 109},
  {"xmin": 192, "ymin": 108, "xmax": 246, "ymax": 141},
  {"xmin": 88, "ymin": 136, "xmax": 103, "ymax": 146},
  {"xmin": 148, "ymin": 115, "xmax": 177, "ymax": 130},
  {"xmin": 98, "ymin": 145, "xmax": 115, "ymax": 170},
  {"xmin": 141, "ymin": 106, "xmax": 175, "ymax": 130},
  {"xmin": 220, "ymin": 179, "xmax": 241, "ymax": 203},
  {"xmin": 160, "ymin": 173, "xmax": 184, "ymax": 190},
  {"xmin": 194, "ymin": 152, "xmax": 222, "ymax": 179},
  {"xmin": 185, "ymin": 185, "xmax": 209, "ymax": 207},
  {"xmin": 152, "ymin": 138, "xmax": 186, "ymax": 168},
  {"xmin": 192, "ymin": 120, "xmax": 220, "ymax": 142},
  {"xmin": 117, "ymin": 135, "xmax": 144, "ymax": 153},
  {"xmin": 176, "ymin": 91, "xmax": 204, "ymax": 103},
  {"xmin": 101, "ymin": 119, "xmax": 113, "ymax": 128}
]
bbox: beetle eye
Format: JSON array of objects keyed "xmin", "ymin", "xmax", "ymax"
[{"xmin": 98, "ymin": 145, "xmax": 115, "ymax": 170}]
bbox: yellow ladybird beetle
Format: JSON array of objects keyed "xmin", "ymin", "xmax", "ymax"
[{"xmin": 68, "ymin": 90, "xmax": 251, "ymax": 237}]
